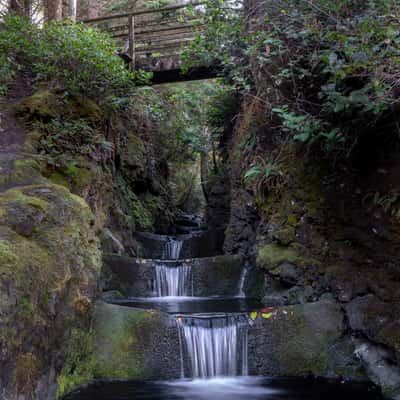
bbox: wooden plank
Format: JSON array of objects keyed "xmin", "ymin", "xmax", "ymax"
[
  {"xmin": 82, "ymin": 1, "xmax": 205, "ymax": 23},
  {"xmin": 135, "ymin": 40, "xmax": 195, "ymax": 55},
  {"xmin": 104, "ymin": 21, "xmax": 203, "ymax": 35},
  {"xmin": 135, "ymin": 32, "xmax": 200, "ymax": 45},
  {"xmin": 136, "ymin": 22, "xmax": 204, "ymax": 35}
]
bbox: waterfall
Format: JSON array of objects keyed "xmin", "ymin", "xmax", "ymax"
[
  {"xmin": 177, "ymin": 314, "xmax": 249, "ymax": 378},
  {"xmin": 238, "ymin": 268, "xmax": 248, "ymax": 298},
  {"xmin": 163, "ymin": 238, "xmax": 183, "ymax": 260},
  {"xmin": 155, "ymin": 263, "xmax": 192, "ymax": 297}
]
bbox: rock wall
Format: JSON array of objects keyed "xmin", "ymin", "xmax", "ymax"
[
  {"xmin": 0, "ymin": 99, "xmax": 101, "ymax": 400},
  {"xmin": 80, "ymin": 301, "xmax": 362, "ymax": 383},
  {"xmin": 102, "ymin": 254, "xmax": 263, "ymax": 298},
  {"xmin": 0, "ymin": 76, "xmax": 177, "ymax": 399},
  {"xmin": 205, "ymin": 2, "xmax": 400, "ymax": 397}
]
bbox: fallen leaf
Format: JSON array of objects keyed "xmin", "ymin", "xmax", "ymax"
[
  {"xmin": 261, "ymin": 312, "xmax": 273, "ymax": 319},
  {"xmin": 250, "ymin": 311, "xmax": 258, "ymax": 320}
]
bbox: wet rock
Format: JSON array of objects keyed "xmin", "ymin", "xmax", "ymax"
[
  {"xmin": 92, "ymin": 301, "xmax": 181, "ymax": 380},
  {"xmin": 270, "ymin": 262, "xmax": 302, "ymax": 286},
  {"xmin": 102, "ymin": 254, "xmax": 263, "ymax": 298},
  {"xmin": 249, "ymin": 300, "xmax": 366, "ymax": 380},
  {"xmin": 353, "ymin": 337, "xmax": 400, "ymax": 399},
  {"xmin": 346, "ymin": 295, "xmax": 400, "ymax": 358}
]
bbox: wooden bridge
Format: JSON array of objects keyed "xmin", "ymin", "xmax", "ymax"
[{"xmin": 83, "ymin": 2, "xmax": 220, "ymax": 84}]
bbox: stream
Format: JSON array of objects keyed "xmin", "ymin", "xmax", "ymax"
[{"xmin": 64, "ymin": 217, "xmax": 383, "ymax": 400}]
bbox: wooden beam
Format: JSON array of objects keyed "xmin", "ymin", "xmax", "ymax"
[
  {"xmin": 82, "ymin": 1, "xmax": 205, "ymax": 23},
  {"xmin": 135, "ymin": 39, "xmax": 195, "ymax": 55},
  {"xmin": 135, "ymin": 32, "xmax": 199, "ymax": 45},
  {"xmin": 146, "ymin": 66, "xmax": 221, "ymax": 85}
]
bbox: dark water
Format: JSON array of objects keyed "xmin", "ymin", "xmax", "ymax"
[
  {"xmin": 63, "ymin": 377, "xmax": 383, "ymax": 400},
  {"xmin": 108, "ymin": 297, "xmax": 264, "ymax": 314}
]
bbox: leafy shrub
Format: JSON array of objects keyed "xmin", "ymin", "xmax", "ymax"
[
  {"xmin": 244, "ymin": 155, "xmax": 288, "ymax": 197},
  {"xmin": 0, "ymin": 15, "xmax": 135, "ymax": 101},
  {"xmin": 183, "ymin": 0, "xmax": 400, "ymax": 160}
]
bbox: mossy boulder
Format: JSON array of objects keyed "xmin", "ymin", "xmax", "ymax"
[
  {"xmin": 257, "ymin": 243, "xmax": 308, "ymax": 271},
  {"xmin": 250, "ymin": 300, "xmax": 366, "ymax": 380},
  {"xmin": 0, "ymin": 181, "xmax": 101, "ymax": 400},
  {"xmin": 15, "ymin": 90, "xmax": 102, "ymax": 122},
  {"xmin": 122, "ymin": 132, "xmax": 146, "ymax": 170},
  {"xmin": 15, "ymin": 90, "xmax": 63, "ymax": 119},
  {"xmin": 90, "ymin": 302, "xmax": 181, "ymax": 382}
]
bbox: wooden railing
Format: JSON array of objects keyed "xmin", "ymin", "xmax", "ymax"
[{"xmin": 83, "ymin": 2, "xmax": 206, "ymax": 71}]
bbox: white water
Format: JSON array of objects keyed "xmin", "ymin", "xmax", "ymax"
[
  {"xmin": 163, "ymin": 238, "xmax": 183, "ymax": 259},
  {"xmin": 155, "ymin": 263, "xmax": 193, "ymax": 297},
  {"xmin": 163, "ymin": 377, "xmax": 279, "ymax": 400},
  {"xmin": 238, "ymin": 268, "xmax": 248, "ymax": 298},
  {"xmin": 177, "ymin": 315, "xmax": 249, "ymax": 378}
]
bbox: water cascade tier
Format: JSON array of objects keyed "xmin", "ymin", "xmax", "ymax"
[
  {"xmin": 155, "ymin": 262, "xmax": 192, "ymax": 297},
  {"xmin": 177, "ymin": 314, "xmax": 249, "ymax": 378},
  {"xmin": 85, "ymin": 218, "xmax": 381, "ymax": 400},
  {"xmin": 162, "ymin": 238, "xmax": 183, "ymax": 260}
]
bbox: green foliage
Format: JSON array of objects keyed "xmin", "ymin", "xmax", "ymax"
[
  {"xmin": 183, "ymin": 0, "xmax": 400, "ymax": 159},
  {"xmin": 181, "ymin": 0, "xmax": 247, "ymax": 88},
  {"xmin": 207, "ymin": 85, "xmax": 239, "ymax": 135},
  {"xmin": 0, "ymin": 15, "xmax": 136, "ymax": 101},
  {"xmin": 244, "ymin": 155, "xmax": 287, "ymax": 197},
  {"xmin": 36, "ymin": 118, "xmax": 113, "ymax": 164},
  {"xmin": 272, "ymin": 106, "xmax": 345, "ymax": 153},
  {"xmin": 56, "ymin": 329, "xmax": 96, "ymax": 399}
]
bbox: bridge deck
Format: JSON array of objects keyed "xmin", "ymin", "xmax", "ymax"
[{"xmin": 83, "ymin": 2, "xmax": 220, "ymax": 84}]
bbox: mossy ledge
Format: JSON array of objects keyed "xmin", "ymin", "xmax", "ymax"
[{"xmin": 0, "ymin": 156, "xmax": 101, "ymax": 400}]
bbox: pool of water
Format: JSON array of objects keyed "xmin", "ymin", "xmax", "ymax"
[
  {"xmin": 63, "ymin": 377, "xmax": 382, "ymax": 400},
  {"xmin": 108, "ymin": 297, "xmax": 264, "ymax": 313}
]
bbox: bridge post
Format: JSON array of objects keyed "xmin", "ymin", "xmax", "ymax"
[{"xmin": 128, "ymin": 15, "xmax": 135, "ymax": 71}]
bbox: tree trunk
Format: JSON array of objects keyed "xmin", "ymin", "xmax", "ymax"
[
  {"xmin": 44, "ymin": 0, "xmax": 62, "ymax": 21},
  {"xmin": 87, "ymin": 0, "xmax": 98, "ymax": 19},
  {"xmin": 68, "ymin": 0, "xmax": 77, "ymax": 20},
  {"xmin": 9, "ymin": 0, "xmax": 31, "ymax": 17}
]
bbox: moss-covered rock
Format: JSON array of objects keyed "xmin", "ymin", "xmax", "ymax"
[
  {"xmin": 257, "ymin": 243, "xmax": 309, "ymax": 271},
  {"xmin": 0, "ymin": 180, "xmax": 101, "ymax": 400},
  {"xmin": 250, "ymin": 300, "xmax": 366, "ymax": 380},
  {"xmin": 90, "ymin": 302, "xmax": 181, "ymax": 382}
]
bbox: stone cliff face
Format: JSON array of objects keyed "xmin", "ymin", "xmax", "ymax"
[
  {"xmin": 208, "ymin": 2, "xmax": 400, "ymax": 397},
  {"xmin": 0, "ymin": 76, "xmax": 175, "ymax": 399},
  {"xmin": 216, "ymin": 71, "xmax": 400, "ymax": 400}
]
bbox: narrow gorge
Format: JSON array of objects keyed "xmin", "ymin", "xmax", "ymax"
[{"xmin": 1, "ymin": 1, "xmax": 400, "ymax": 399}]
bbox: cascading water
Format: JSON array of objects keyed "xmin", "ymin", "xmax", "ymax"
[
  {"xmin": 177, "ymin": 314, "xmax": 249, "ymax": 378},
  {"xmin": 163, "ymin": 238, "xmax": 183, "ymax": 260},
  {"xmin": 238, "ymin": 267, "xmax": 248, "ymax": 298},
  {"xmin": 155, "ymin": 263, "xmax": 193, "ymax": 297}
]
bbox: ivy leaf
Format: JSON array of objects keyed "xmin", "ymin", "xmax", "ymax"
[
  {"xmin": 250, "ymin": 311, "xmax": 258, "ymax": 320},
  {"xmin": 261, "ymin": 312, "xmax": 273, "ymax": 319}
]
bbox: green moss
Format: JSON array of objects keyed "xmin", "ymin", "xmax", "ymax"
[
  {"xmin": 69, "ymin": 95, "xmax": 102, "ymax": 122},
  {"xmin": 15, "ymin": 90, "xmax": 62, "ymax": 118},
  {"xmin": 56, "ymin": 329, "xmax": 96, "ymax": 399},
  {"xmin": 131, "ymin": 193, "xmax": 153, "ymax": 231},
  {"xmin": 0, "ymin": 186, "xmax": 49, "ymax": 212},
  {"xmin": 124, "ymin": 132, "xmax": 146, "ymax": 168},
  {"xmin": 287, "ymin": 214, "xmax": 298, "ymax": 227},
  {"xmin": 19, "ymin": 295, "xmax": 33, "ymax": 317},
  {"xmin": 64, "ymin": 163, "xmax": 93, "ymax": 192},
  {"xmin": 92, "ymin": 302, "xmax": 158, "ymax": 380},
  {"xmin": 0, "ymin": 157, "xmax": 44, "ymax": 190},
  {"xmin": 0, "ymin": 240, "xmax": 19, "ymax": 270},
  {"xmin": 257, "ymin": 243, "xmax": 306, "ymax": 271},
  {"xmin": 49, "ymin": 171, "xmax": 71, "ymax": 189}
]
